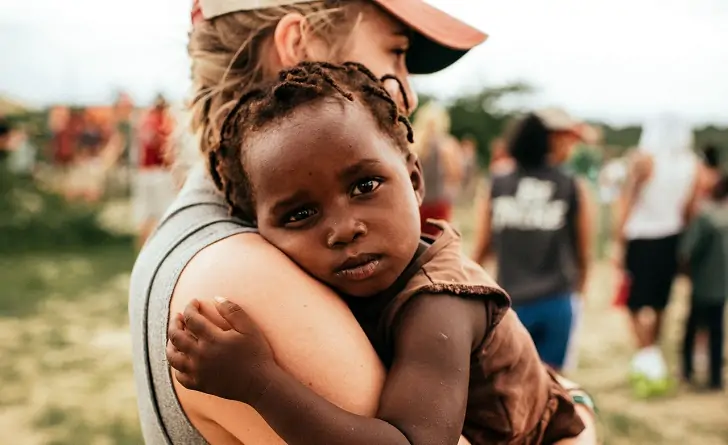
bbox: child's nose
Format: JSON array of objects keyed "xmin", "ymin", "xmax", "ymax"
[{"xmin": 326, "ymin": 219, "xmax": 367, "ymax": 249}]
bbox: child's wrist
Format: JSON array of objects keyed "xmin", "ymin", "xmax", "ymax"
[{"xmin": 240, "ymin": 361, "xmax": 278, "ymax": 408}]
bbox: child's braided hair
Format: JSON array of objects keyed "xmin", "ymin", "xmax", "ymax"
[{"xmin": 209, "ymin": 61, "xmax": 414, "ymax": 222}]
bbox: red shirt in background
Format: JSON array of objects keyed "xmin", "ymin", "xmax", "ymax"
[{"xmin": 139, "ymin": 108, "xmax": 174, "ymax": 168}]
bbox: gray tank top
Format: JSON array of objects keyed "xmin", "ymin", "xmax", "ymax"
[
  {"xmin": 129, "ymin": 164, "xmax": 256, "ymax": 444},
  {"xmin": 420, "ymin": 139, "xmax": 449, "ymax": 204}
]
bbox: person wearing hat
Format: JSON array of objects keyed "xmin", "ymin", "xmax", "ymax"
[
  {"xmin": 472, "ymin": 108, "xmax": 593, "ymax": 373},
  {"xmin": 129, "ymin": 2, "xmax": 597, "ymax": 444}
]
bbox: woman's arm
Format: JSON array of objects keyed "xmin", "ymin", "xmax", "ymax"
[{"xmin": 170, "ymin": 233, "xmax": 386, "ymax": 444}]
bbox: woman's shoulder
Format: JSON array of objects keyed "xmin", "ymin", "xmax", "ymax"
[{"xmin": 176, "ymin": 232, "xmax": 315, "ymax": 299}]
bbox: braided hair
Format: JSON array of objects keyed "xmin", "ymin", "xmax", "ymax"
[{"xmin": 209, "ymin": 61, "xmax": 414, "ymax": 222}]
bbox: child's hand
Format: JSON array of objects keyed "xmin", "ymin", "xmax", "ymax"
[{"xmin": 166, "ymin": 297, "xmax": 275, "ymax": 405}]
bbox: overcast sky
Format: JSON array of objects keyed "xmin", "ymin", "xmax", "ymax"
[{"xmin": 1, "ymin": 0, "xmax": 727, "ymax": 125}]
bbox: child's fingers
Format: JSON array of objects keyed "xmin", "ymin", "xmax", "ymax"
[
  {"xmin": 168, "ymin": 322, "xmax": 198, "ymax": 353},
  {"xmin": 173, "ymin": 369, "xmax": 199, "ymax": 391},
  {"xmin": 166, "ymin": 341, "xmax": 192, "ymax": 374},
  {"xmin": 213, "ymin": 296, "xmax": 257, "ymax": 334},
  {"xmin": 169, "ymin": 312, "xmax": 196, "ymax": 338},
  {"xmin": 183, "ymin": 302, "xmax": 220, "ymax": 341}
]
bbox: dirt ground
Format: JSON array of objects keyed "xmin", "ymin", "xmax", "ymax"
[{"xmin": 0, "ymin": 205, "xmax": 726, "ymax": 444}]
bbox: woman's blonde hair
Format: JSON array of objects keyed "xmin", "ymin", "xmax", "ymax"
[
  {"xmin": 181, "ymin": 1, "xmax": 365, "ymax": 168},
  {"xmin": 410, "ymin": 100, "xmax": 451, "ymax": 160}
]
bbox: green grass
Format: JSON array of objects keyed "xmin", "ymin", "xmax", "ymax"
[
  {"xmin": 0, "ymin": 243, "xmax": 135, "ymax": 318},
  {"xmin": 0, "ymin": 241, "xmax": 142, "ymax": 445}
]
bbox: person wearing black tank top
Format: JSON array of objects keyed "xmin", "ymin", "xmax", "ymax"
[{"xmin": 472, "ymin": 109, "xmax": 594, "ymax": 372}]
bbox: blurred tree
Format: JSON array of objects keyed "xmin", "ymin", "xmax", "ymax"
[{"xmin": 447, "ymin": 83, "xmax": 533, "ymax": 168}]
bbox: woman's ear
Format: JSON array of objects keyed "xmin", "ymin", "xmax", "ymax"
[
  {"xmin": 407, "ymin": 153, "xmax": 425, "ymax": 206},
  {"xmin": 273, "ymin": 13, "xmax": 308, "ymax": 67},
  {"xmin": 273, "ymin": 13, "xmax": 329, "ymax": 68}
]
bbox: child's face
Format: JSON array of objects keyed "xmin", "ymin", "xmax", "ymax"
[{"xmin": 246, "ymin": 99, "xmax": 423, "ymax": 297}]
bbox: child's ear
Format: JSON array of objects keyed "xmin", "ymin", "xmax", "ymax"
[{"xmin": 407, "ymin": 153, "xmax": 425, "ymax": 206}]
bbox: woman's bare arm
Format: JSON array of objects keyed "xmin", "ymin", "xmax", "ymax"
[{"xmin": 170, "ymin": 233, "xmax": 386, "ymax": 444}]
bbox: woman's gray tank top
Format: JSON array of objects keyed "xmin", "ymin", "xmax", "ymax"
[{"xmin": 128, "ymin": 164, "xmax": 256, "ymax": 444}]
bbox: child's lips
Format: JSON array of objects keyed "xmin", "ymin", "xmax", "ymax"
[{"xmin": 335, "ymin": 254, "xmax": 382, "ymax": 281}]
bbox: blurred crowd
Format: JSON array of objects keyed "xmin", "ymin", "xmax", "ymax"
[{"xmin": 1, "ymin": 92, "xmax": 184, "ymax": 248}]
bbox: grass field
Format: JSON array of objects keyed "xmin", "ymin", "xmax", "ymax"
[{"xmin": 0, "ymin": 201, "xmax": 726, "ymax": 444}]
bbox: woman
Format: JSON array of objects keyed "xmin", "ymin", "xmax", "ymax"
[
  {"xmin": 129, "ymin": 2, "xmax": 597, "ymax": 444},
  {"xmin": 411, "ymin": 101, "xmax": 463, "ymax": 235},
  {"xmin": 471, "ymin": 108, "xmax": 593, "ymax": 372},
  {"xmin": 615, "ymin": 114, "xmax": 700, "ymax": 395}
]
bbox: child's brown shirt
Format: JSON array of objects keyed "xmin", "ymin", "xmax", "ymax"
[{"xmin": 347, "ymin": 221, "xmax": 585, "ymax": 444}]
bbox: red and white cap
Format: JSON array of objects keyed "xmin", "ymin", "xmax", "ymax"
[{"xmin": 191, "ymin": 0, "xmax": 487, "ymax": 74}]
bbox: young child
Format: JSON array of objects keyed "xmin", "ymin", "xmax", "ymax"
[
  {"xmin": 680, "ymin": 174, "xmax": 728, "ymax": 391},
  {"xmin": 167, "ymin": 62, "xmax": 585, "ymax": 444}
]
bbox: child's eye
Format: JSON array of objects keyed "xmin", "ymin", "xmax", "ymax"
[
  {"xmin": 352, "ymin": 178, "xmax": 382, "ymax": 196},
  {"xmin": 285, "ymin": 208, "xmax": 317, "ymax": 224}
]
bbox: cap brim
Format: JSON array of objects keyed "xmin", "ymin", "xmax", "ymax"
[{"xmin": 372, "ymin": 0, "xmax": 488, "ymax": 74}]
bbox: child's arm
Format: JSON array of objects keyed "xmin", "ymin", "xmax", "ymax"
[{"xmin": 168, "ymin": 295, "xmax": 483, "ymax": 445}]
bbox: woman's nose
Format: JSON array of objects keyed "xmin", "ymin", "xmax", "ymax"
[
  {"xmin": 382, "ymin": 76, "xmax": 418, "ymax": 116},
  {"xmin": 326, "ymin": 219, "xmax": 368, "ymax": 249}
]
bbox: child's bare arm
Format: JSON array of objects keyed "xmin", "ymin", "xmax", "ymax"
[{"xmin": 168, "ymin": 295, "xmax": 483, "ymax": 445}]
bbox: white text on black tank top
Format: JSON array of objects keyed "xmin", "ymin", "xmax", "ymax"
[{"xmin": 492, "ymin": 177, "xmax": 566, "ymax": 231}]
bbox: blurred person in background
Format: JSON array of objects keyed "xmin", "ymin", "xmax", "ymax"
[
  {"xmin": 696, "ymin": 144, "xmax": 721, "ymax": 199},
  {"xmin": 458, "ymin": 134, "xmax": 479, "ymax": 201},
  {"xmin": 104, "ymin": 92, "xmax": 136, "ymax": 194},
  {"xmin": 0, "ymin": 115, "xmax": 11, "ymax": 164},
  {"xmin": 6, "ymin": 125, "xmax": 38, "ymax": 177},
  {"xmin": 472, "ymin": 108, "xmax": 593, "ymax": 372},
  {"xmin": 49, "ymin": 107, "xmax": 79, "ymax": 172},
  {"xmin": 134, "ymin": 94, "xmax": 176, "ymax": 249},
  {"xmin": 682, "ymin": 143, "xmax": 723, "ymax": 385},
  {"xmin": 65, "ymin": 110, "xmax": 108, "ymax": 202},
  {"xmin": 128, "ymin": 1, "xmax": 598, "ymax": 444},
  {"xmin": 411, "ymin": 101, "xmax": 463, "ymax": 236},
  {"xmin": 489, "ymin": 136, "xmax": 515, "ymax": 177},
  {"xmin": 615, "ymin": 114, "xmax": 700, "ymax": 397},
  {"xmin": 596, "ymin": 152, "xmax": 629, "ymax": 259},
  {"xmin": 679, "ymin": 174, "xmax": 728, "ymax": 392}
]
